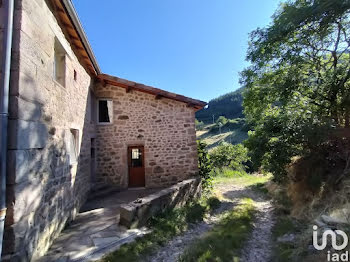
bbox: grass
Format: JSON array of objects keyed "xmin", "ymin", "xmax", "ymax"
[
  {"xmin": 101, "ymin": 196, "xmax": 221, "ymax": 262},
  {"xmin": 179, "ymin": 198, "xmax": 256, "ymax": 262},
  {"xmin": 196, "ymin": 122, "xmax": 248, "ymax": 151},
  {"xmin": 212, "ymin": 168, "xmax": 272, "ymax": 187}
]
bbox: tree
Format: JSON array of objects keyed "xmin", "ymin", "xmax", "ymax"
[
  {"xmin": 195, "ymin": 119, "xmax": 205, "ymax": 130},
  {"xmin": 216, "ymin": 116, "xmax": 228, "ymax": 125},
  {"xmin": 210, "ymin": 143, "xmax": 249, "ymax": 172},
  {"xmin": 241, "ymin": 0, "xmax": 350, "ymax": 181}
]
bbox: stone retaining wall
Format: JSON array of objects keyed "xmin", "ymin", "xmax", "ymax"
[{"xmin": 119, "ymin": 178, "xmax": 202, "ymax": 228}]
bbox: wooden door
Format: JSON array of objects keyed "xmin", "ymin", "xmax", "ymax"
[{"xmin": 128, "ymin": 146, "xmax": 145, "ymax": 187}]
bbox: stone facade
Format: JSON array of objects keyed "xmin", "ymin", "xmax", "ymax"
[
  {"xmin": 2, "ymin": 0, "xmax": 202, "ymax": 261},
  {"xmin": 95, "ymin": 83, "xmax": 199, "ymax": 188},
  {"xmin": 4, "ymin": 0, "xmax": 95, "ymax": 260}
]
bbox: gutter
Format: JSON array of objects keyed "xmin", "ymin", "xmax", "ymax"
[
  {"xmin": 0, "ymin": 0, "xmax": 14, "ymax": 259},
  {"xmin": 61, "ymin": 0, "xmax": 101, "ymax": 75}
]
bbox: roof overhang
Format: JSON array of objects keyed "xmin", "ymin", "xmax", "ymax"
[
  {"xmin": 97, "ymin": 74, "xmax": 207, "ymax": 111},
  {"xmin": 50, "ymin": 0, "xmax": 207, "ymax": 110},
  {"xmin": 50, "ymin": 0, "xmax": 101, "ymax": 75}
]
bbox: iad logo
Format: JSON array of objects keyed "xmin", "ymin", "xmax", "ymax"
[
  {"xmin": 313, "ymin": 225, "xmax": 349, "ymax": 261},
  {"xmin": 313, "ymin": 225, "xmax": 348, "ymax": 251}
]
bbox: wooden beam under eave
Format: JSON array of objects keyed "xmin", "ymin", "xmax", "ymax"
[
  {"xmin": 155, "ymin": 94, "xmax": 163, "ymax": 100},
  {"xmin": 126, "ymin": 86, "xmax": 133, "ymax": 93}
]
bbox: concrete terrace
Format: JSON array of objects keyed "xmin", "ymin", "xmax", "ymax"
[{"xmin": 39, "ymin": 187, "xmax": 161, "ymax": 262}]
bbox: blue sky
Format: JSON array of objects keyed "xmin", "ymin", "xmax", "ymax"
[{"xmin": 73, "ymin": 0, "xmax": 281, "ymax": 102}]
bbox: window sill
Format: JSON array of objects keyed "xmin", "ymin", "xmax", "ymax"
[
  {"xmin": 97, "ymin": 122, "xmax": 113, "ymax": 126},
  {"xmin": 53, "ymin": 78, "xmax": 66, "ymax": 88}
]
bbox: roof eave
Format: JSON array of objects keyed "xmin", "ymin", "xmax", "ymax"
[
  {"xmin": 97, "ymin": 74, "xmax": 207, "ymax": 110},
  {"xmin": 61, "ymin": 0, "xmax": 101, "ymax": 75}
]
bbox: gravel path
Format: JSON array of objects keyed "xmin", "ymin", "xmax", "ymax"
[
  {"xmin": 240, "ymin": 200, "xmax": 275, "ymax": 262},
  {"xmin": 144, "ymin": 183, "xmax": 275, "ymax": 262}
]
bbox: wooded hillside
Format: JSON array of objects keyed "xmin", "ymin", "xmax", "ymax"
[{"xmin": 195, "ymin": 88, "xmax": 244, "ymax": 123}]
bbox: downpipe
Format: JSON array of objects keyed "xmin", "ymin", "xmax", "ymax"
[{"xmin": 0, "ymin": 0, "xmax": 14, "ymax": 259}]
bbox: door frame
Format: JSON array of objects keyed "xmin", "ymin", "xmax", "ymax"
[{"xmin": 127, "ymin": 145, "xmax": 145, "ymax": 188}]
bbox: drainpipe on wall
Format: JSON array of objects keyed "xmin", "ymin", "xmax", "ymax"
[{"xmin": 0, "ymin": 0, "xmax": 14, "ymax": 259}]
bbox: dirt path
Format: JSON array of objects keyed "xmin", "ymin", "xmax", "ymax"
[
  {"xmin": 144, "ymin": 182, "xmax": 275, "ymax": 262},
  {"xmin": 240, "ymin": 200, "xmax": 275, "ymax": 262}
]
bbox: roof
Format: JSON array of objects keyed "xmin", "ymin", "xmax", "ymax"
[
  {"xmin": 52, "ymin": 0, "xmax": 101, "ymax": 75},
  {"xmin": 50, "ymin": 0, "xmax": 207, "ymax": 109},
  {"xmin": 98, "ymin": 74, "xmax": 207, "ymax": 110}
]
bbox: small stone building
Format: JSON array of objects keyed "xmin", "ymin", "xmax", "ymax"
[{"xmin": 0, "ymin": 0, "xmax": 206, "ymax": 260}]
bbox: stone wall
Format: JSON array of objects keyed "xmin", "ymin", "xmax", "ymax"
[
  {"xmin": 120, "ymin": 178, "xmax": 202, "ymax": 228},
  {"xmin": 3, "ymin": 0, "xmax": 95, "ymax": 260},
  {"xmin": 95, "ymin": 83, "xmax": 199, "ymax": 188}
]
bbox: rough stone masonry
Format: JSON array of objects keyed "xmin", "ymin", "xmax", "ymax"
[
  {"xmin": 95, "ymin": 83, "xmax": 199, "ymax": 188},
  {"xmin": 0, "ymin": 0, "xmax": 204, "ymax": 261}
]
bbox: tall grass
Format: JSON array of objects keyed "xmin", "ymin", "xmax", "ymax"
[
  {"xmin": 179, "ymin": 198, "xmax": 256, "ymax": 262},
  {"xmin": 212, "ymin": 167, "xmax": 248, "ymax": 178},
  {"xmin": 212, "ymin": 167, "xmax": 272, "ymax": 186}
]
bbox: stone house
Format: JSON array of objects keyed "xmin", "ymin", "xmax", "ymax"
[{"xmin": 0, "ymin": 0, "xmax": 206, "ymax": 260}]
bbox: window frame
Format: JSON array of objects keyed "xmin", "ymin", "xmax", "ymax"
[
  {"xmin": 97, "ymin": 98, "xmax": 113, "ymax": 125},
  {"xmin": 53, "ymin": 37, "xmax": 67, "ymax": 87},
  {"xmin": 69, "ymin": 128, "xmax": 80, "ymax": 165}
]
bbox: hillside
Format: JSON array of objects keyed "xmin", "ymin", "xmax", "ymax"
[
  {"xmin": 195, "ymin": 88, "xmax": 247, "ymax": 149},
  {"xmin": 195, "ymin": 87, "xmax": 244, "ymax": 123}
]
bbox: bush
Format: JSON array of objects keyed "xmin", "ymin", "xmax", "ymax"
[
  {"xmin": 216, "ymin": 116, "xmax": 228, "ymax": 125},
  {"xmin": 210, "ymin": 142, "xmax": 250, "ymax": 172},
  {"xmin": 195, "ymin": 119, "xmax": 205, "ymax": 130},
  {"xmin": 197, "ymin": 140, "xmax": 213, "ymax": 191}
]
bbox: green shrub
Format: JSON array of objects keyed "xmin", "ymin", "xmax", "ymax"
[
  {"xmin": 216, "ymin": 116, "xmax": 228, "ymax": 125},
  {"xmin": 210, "ymin": 142, "xmax": 250, "ymax": 172},
  {"xmin": 197, "ymin": 140, "xmax": 213, "ymax": 191},
  {"xmin": 195, "ymin": 119, "xmax": 205, "ymax": 130}
]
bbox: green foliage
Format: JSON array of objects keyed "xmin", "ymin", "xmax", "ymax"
[
  {"xmin": 102, "ymin": 196, "xmax": 221, "ymax": 262},
  {"xmin": 216, "ymin": 116, "xmax": 228, "ymax": 125},
  {"xmin": 213, "ymin": 167, "xmax": 248, "ymax": 178},
  {"xmin": 196, "ymin": 88, "xmax": 244, "ymax": 123},
  {"xmin": 210, "ymin": 143, "xmax": 250, "ymax": 172},
  {"xmin": 195, "ymin": 119, "xmax": 205, "ymax": 130},
  {"xmin": 179, "ymin": 198, "xmax": 256, "ymax": 262},
  {"xmin": 241, "ymin": 0, "xmax": 350, "ymax": 181},
  {"xmin": 197, "ymin": 140, "xmax": 213, "ymax": 191}
]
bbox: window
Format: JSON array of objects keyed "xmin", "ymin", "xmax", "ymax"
[
  {"xmin": 98, "ymin": 99, "xmax": 113, "ymax": 124},
  {"xmin": 69, "ymin": 129, "xmax": 79, "ymax": 164},
  {"xmin": 54, "ymin": 38, "xmax": 66, "ymax": 87},
  {"xmin": 131, "ymin": 148, "xmax": 143, "ymax": 167}
]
